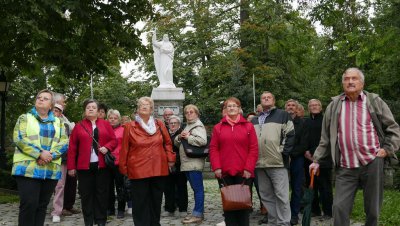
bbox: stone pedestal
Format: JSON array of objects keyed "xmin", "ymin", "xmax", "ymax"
[{"xmin": 151, "ymin": 87, "xmax": 185, "ymax": 120}]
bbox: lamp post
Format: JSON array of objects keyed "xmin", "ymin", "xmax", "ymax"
[{"xmin": 0, "ymin": 70, "xmax": 11, "ymax": 169}]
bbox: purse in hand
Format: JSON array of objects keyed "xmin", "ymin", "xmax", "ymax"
[{"xmin": 220, "ymin": 180, "xmax": 253, "ymax": 211}]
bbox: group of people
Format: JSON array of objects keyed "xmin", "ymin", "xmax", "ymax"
[{"xmin": 11, "ymin": 67, "xmax": 400, "ymax": 226}]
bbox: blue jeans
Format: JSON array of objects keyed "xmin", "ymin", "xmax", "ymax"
[
  {"xmin": 290, "ymin": 156, "xmax": 304, "ymax": 219},
  {"xmin": 185, "ymin": 171, "xmax": 204, "ymax": 217}
]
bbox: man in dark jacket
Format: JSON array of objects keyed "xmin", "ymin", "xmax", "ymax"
[
  {"xmin": 285, "ymin": 99, "xmax": 309, "ymax": 225},
  {"xmin": 310, "ymin": 68, "xmax": 400, "ymax": 226}
]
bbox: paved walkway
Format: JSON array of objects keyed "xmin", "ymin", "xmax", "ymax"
[{"xmin": 0, "ymin": 179, "xmax": 362, "ymax": 226}]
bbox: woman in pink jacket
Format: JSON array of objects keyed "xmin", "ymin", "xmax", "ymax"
[{"xmin": 209, "ymin": 97, "xmax": 259, "ymax": 226}]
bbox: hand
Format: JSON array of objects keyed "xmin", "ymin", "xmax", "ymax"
[
  {"xmin": 168, "ymin": 162, "xmax": 175, "ymax": 168},
  {"xmin": 98, "ymin": 147, "xmax": 108, "ymax": 155},
  {"xmin": 180, "ymin": 131, "xmax": 191, "ymax": 140},
  {"xmin": 243, "ymin": 170, "xmax": 251, "ymax": 179},
  {"xmin": 304, "ymin": 151, "xmax": 313, "ymax": 161},
  {"xmin": 309, "ymin": 162, "xmax": 320, "ymax": 175},
  {"xmin": 68, "ymin": 169, "xmax": 76, "ymax": 177},
  {"xmin": 37, "ymin": 159, "xmax": 46, "ymax": 166},
  {"xmin": 39, "ymin": 150, "xmax": 53, "ymax": 164},
  {"xmin": 376, "ymin": 149, "xmax": 388, "ymax": 158},
  {"xmin": 214, "ymin": 169, "xmax": 222, "ymax": 178}
]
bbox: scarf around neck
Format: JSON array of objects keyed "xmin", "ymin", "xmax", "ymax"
[
  {"xmin": 226, "ymin": 115, "xmax": 240, "ymax": 126},
  {"xmin": 136, "ymin": 115, "xmax": 156, "ymax": 135}
]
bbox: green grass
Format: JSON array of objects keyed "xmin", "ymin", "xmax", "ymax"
[
  {"xmin": 350, "ymin": 189, "xmax": 400, "ymax": 226},
  {"xmin": 0, "ymin": 191, "xmax": 19, "ymax": 204}
]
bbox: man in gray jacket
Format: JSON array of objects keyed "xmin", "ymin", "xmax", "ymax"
[
  {"xmin": 252, "ymin": 91, "xmax": 295, "ymax": 226},
  {"xmin": 310, "ymin": 68, "xmax": 400, "ymax": 226}
]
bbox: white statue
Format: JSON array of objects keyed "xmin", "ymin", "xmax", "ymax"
[{"xmin": 152, "ymin": 31, "xmax": 175, "ymax": 88}]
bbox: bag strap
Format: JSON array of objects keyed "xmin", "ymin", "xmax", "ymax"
[
  {"xmin": 221, "ymin": 177, "xmax": 248, "ymax": 187},
  {"xmin": 79, "ymin": 122, "xmax": 101, "ymax": 148}
]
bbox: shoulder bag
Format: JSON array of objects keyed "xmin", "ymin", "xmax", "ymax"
[{"xmin": 181, "ymin": 126, "xmax": 210, "ymax": 158}]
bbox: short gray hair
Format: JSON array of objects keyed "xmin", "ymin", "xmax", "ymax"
[
  {"xmin": 342, "ymin": 67, "xmax": 365, "ymax": 83},
  {"xmin": 107, "ymin": 109, "xmax": 121, "ymax": 120},
  {"xmin": 169, "ymin": 115, "xmax": 181, "ymax": 124},
  {"xmin": 53, "ymin": 92, "xmax": 66, "ymax": 103}
]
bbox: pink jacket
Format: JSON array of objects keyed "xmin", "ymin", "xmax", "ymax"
[
  {"xmin": 209, "ymin": 115, "xmax": 259, "ymax": 177},
  {"xmin": 112, "ymin": 125, "xmax": 124, "ymax": 165}
]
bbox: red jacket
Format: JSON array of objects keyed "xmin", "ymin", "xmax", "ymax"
[
  {"xmin": 209, "ymin": 115, "xmax": 259, "ymax": 177},
  {"xmin": 67, "ymin": 118, "xmax": 117, "ymax": 170},
  {"xmin": 119, "ymin": 119, "xmax": 176, "ymax": 179},
  {"xmin": 112, "ymin": 125, "xmax": 124, "ymax": 165}
]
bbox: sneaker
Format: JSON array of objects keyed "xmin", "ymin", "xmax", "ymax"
[
  {"xmin": 52, "ymin": 215, "xmax": 61, "ymax": 223},
  {"xmin": 182, "ymin": 216, "xmax": 203, "ymax": 224},
  {"xmin": 216, "ymin": 220, "xmax": 226, "ymax": 226},
  {"xmin": 117, "ymin": 211, "xmax": 125, "ymax": 219},
  {"xmin": 127, "ymin": 208, "xmax": 132, "ymax": 215}
]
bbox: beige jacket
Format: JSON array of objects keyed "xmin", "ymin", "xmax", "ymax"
[{"xmin": 174, "ymin": 119, "xmax": 207, "ymax": 171}]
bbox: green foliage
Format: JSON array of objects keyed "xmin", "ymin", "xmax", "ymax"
[
  {"xmin": 0, "ymin": 0, "xmax": 152, "ymax": 78},
  {"xmin": 0, "ymin": 169, "xmax": 17, "ymax": 191}
]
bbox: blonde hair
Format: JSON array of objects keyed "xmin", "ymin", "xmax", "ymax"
[
  {"xmin": 184, "ymin": 104, "xmax": 200, "ymax": 116},
  {"xmin": 137, "ymin": 96, "xmax": 154, "ymax": 110}
]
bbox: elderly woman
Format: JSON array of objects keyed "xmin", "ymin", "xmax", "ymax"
[
  {"xmin": 163, "ymin": 115, "xmax": 188, "ymax": 217},
  {"xmin": 67, "ymin": 99, "xmax": 117, "ymax": 226},
  {"xmin": 175, "ymin": 104, "xmax": 208, "ymax": 224},
  {"xmin": 106, "ymin": 109, "xmax": 127, "ymax": 218},
  {"xmin": 119, "ymin": 96, "xmax": 176, "ymax": 226},
  {"xmin": 12, "ymin": 89, "xmax": 69, "ymax": 226},
  {"xmin": 209, "ymin": 97, "xmax": 258, "ymax": 226}
]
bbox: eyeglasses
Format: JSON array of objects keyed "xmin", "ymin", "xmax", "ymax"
[
  {"xmin": 226, "ymin": 105, "xmax": 239, "ymax": 109},
  {"xmin": 185, "ymin": 110, "xmax": 196, "ymax": 115},
  {"xmin": 36, "ymin": 96, "xmax": 50, "ymax": 101},
  {"xmin": 169, "ymin": 122, "xmax": 179, "ymax": 125}
]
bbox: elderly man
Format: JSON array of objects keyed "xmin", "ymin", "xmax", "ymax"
[
  {"xmin": 251, "ymin": 91, "xmax": 295, "ymax": 226},
  {"xmin": 285, "ymin": 99, "xmax": 308, "ymax": 225},
  {"xmin": 310, "ymin": 68, "xmax": 400, "ymax": 226},
  {"xmin": 163, "ymin": 108, "xmax": 174, "ymax": 129}
]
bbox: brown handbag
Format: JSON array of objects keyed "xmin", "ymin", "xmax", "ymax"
[{"xmin": 220, "ymin": 180, "xmax": 253, "ymax": 211}]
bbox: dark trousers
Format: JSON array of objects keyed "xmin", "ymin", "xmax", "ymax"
[
  {"xmin": 290, "ymin": 156, "xmax": 304, "ymax": 218},
  {"xmin": 107, "ymin": 168, "xmax": 116, "ymax": 214},
  {"xmin": 333, "ymin": 157, "xmax": 384, "ymax": 226},
  {"xmin": 164, "ymin": 170, "xmax": 188, "ymax": 213},
  {"xmin": 130, "ymin": 176, "xmax": 167, "ymax": 226},
  {"xmin": 16, "ymin": 176, "xmax": 58, "ymax": 226},
  {"xmin": 304, "ymin": 163, "xmax": 333, "ymax": 216},
  {"xmin": 78, "ymin": 164, "xmax": 110, "ymax": 226},
  {"xmin": 218, "ymin": 176, "xmax": 253, "ymax": 226},
  {"xmin": 108, "ymin": 166, "xmax": 126, "ymax": 213},
  {"xmin": 63, "ymin": 174, "xmax": 77, "ymax": 210}
]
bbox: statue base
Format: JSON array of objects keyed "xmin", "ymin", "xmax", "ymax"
[{"xmin": 151, "ymin": 87, "xmax": 185, "ymax": 120}]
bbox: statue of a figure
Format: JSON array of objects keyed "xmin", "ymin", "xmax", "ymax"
[{"xmin": 152, "ymin": 31, "xmax": 175, "ymax": 88}]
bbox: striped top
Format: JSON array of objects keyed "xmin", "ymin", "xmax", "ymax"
[{"xmin": 338, "ymin": 92, "xmax": 380, "ymax": 168}]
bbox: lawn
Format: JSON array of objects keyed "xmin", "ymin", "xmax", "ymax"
[
  {"xmin": 351, "ymin": 189, "xmax": 400, "ymax": 225},
  {"xmin": 0, "ymin": 191, "xmax": 19, "ymax": 204}
]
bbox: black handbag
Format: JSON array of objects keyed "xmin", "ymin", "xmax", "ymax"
[{"xmin": 181, "ymin": 126, "xmax": 210, "ymax": 158}]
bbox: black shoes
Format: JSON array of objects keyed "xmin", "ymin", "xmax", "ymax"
[
  {"xmin": 258, "ymin": 215, "xmax": 268, "ymax": 225},
  {"xmin": 290, "ymin": 216, "xmax": 299, "ymax": 225}
]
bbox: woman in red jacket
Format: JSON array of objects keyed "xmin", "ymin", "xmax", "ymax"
[
  {"xmin": 209, "ymin": 97, "xmax": 259, "ymax": 226},
  {"xmin": 119, "ymin": 96, "xmax": 176, "ymax": 226},
  {"xmin": 67, "ymin": 99, "xmax": 117, "ymax": 226}
]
